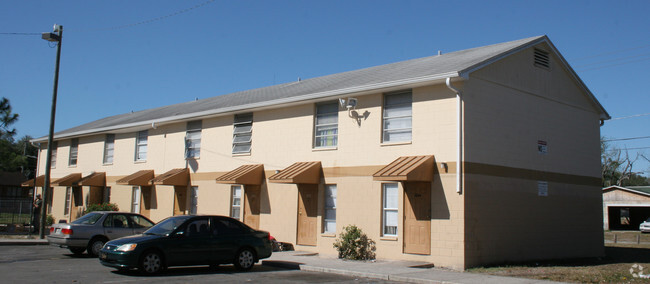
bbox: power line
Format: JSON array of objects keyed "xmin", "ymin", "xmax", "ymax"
[
  {"xmin": 611, "ymin": 113, "xmax": 650, "ymax": 121},
  {"xmin": 570, "ymin": 44, "xmax": 650, "ymax": 61},
  {"xmin": 0, "ymin": 32, "xmax": 40, "ymax": 36},
  {"xmin": 602, "ymin": 136, "xmax": 650, "ymax": 142},
  {"xmin": 574, "ymin": 52, "xmax": 650, "ymax": 68},
  {"xmin": 576, "ymin": 56, "xmax": 650, "ymax": 72},
  {"xmin": 72, "ymin": 0, "xmax": 216, "ymax": 32}
]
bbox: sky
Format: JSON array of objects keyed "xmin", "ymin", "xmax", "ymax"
[{"xmin": 1, "ymin": 0, "xmax": 649, "ymax": 175}]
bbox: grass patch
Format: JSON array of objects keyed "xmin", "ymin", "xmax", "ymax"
[{"xmin": 468, "ymin": 242, "xmax": 650, "ymax": 283}]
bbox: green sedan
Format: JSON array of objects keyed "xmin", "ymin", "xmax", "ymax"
[{"xmin": 99, "ymin": 215, "xmax": 273, "ymax": 274}]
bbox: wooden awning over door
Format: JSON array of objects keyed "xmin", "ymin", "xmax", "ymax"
[
  {"xmin": 21, "ymin": 175, "xmax": 45, "ymax": 187},
  {"xmin": 373, "ymin": 155, "xmax": 435, "ymax": 182},
  {"xmin": 117, "ymin": 170, "xmax": 155, "ymax": 186},
  {"xmin": 268, "ymin": 162, "xmax": 321, "ymax": 184},
  {"xmin": 216, "ymin": 164, "xmax": 264, "ymax": 185},
  {"xmin": 151, "ymin": 168, "xmax": 189, "ymax": 186},
  {"xmin": 51, "ymin": 173, "xmax": 82, "ymax": 186},
  {"xmin": 78, "ymin": 172, "xmax": 106, "ymax": 186}
]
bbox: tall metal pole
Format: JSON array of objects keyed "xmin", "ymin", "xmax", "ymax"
[{"xmin": 40, "ymin": 25, "xmax": 63, "ymax": 239}]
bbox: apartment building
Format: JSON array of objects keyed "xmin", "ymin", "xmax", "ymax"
[{"xmin": 25, "ymin": 35, "xmax": 609, "ymax": 269}]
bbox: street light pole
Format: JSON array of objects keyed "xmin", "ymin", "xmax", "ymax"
[{"xmin": 40, "ymin": 24, "xmax": 63, "ymax": 239}]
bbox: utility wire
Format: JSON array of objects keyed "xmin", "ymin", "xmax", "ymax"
[
  {"xmin": 576, "ymin": 56, "xmax": 650, "ymax": 72},
  {"xmin": 570, "ymin": 44, "xmax": 650, "ymax": 61},
  {"xmin": 71, "ymin": 0, "xmax": 216, "ymax": 32},
  {"xmin": 602, "ymin": 136, "xmax": 650, "ymax": 142},
  {"xmin": 611, "ymin": 113, "xmax": 650, "ymax": 121},
  {"xmin": 0, "ymin": 32, "xmax": 41, "ymax": 36},
  {"xmin": 574, "ymin": 52, "xmax": 650, "ymax": 68}
]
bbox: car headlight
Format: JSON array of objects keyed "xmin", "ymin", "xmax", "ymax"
[{"xmin": 116, "ymin": 244, "xmax": 137, "ymax": 252}]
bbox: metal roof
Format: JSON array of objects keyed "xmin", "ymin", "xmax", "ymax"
[{"xmin": 36, "ymin": 35, "xmax": 608, "ymax": 142}]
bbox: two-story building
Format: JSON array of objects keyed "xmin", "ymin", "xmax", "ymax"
[{"xmin": 26, "ymin": 35, "xmax": 609, "ymax": 269}]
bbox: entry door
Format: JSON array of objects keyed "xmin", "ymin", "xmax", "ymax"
[
  {"xmin": 87, "ymin": 186, "xmax": 103, "ymax": 205},
  {"xmin": 174, "ymin": 186, "xmax": 188, "ymax": 216},
  {"xmin": 297, "ymin": 184, "xmax": 318, "ymax": 246},
  {"xmin": 140, "ymin": 186, "xmax": 152, "ymax": 218},
  {"xmin": 71, "ymin": 187, "xmax": 83, "ymax": 221},
  {"xmin": 403, "ymin": 182, "xmax": 431, "ymax": 255},
  {"xmin": 244, "ymin": 185, "xmax": 261, "ymax": 229}
]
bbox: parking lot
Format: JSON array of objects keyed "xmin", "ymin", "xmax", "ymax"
[{"xmin": 0, "ymin": 245, "xmax": 396, "ymax": 283}]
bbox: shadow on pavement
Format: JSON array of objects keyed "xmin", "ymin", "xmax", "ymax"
[{"xmin": 110, "ymin": 263, "xmax": 295, "ymax": 277}]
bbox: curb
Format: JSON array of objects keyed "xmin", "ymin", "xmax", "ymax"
[{"xmin": 0, "ymin": 240, "xmax": 49, "ymax": 246}]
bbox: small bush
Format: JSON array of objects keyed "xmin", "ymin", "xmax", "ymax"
[
  {"xmin": 46, "ymin": 215, "xmax": 55, "ymax": 226},
  {"xmin": 84, "ymin": 203, "xmax": 119, "ymax": 214},
  {"xmin": 333, "ymin": 225, "xmax": 376, "ymax": 260}
]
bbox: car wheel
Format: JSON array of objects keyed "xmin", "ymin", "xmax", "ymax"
[
  {"xmin": 140, "ymin": 251, "xmax": 164, "ymax": 275},
  {"xmin": 234, "ymin": 248, "xmax": 256, "ymax": 271},
  {"xmin": 69, "ymin": 247, "xmax": 86, "ymax": 255},
  {"xmin": 87, "ymin": 237, "xmax": 107, "ymax": 257}
]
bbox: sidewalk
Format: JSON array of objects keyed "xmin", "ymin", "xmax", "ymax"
[
  {"xmin": 262, "ymin": 251, "xmax": 562, "ymax": 284},
  {"xmin": 0, "ymin": 234, "xmax": 48, "ymax": 246}
]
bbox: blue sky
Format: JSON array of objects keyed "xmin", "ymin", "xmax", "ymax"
[{"xmin": 1, "ymin": 0, "xmax": 649, "ymax": 174}]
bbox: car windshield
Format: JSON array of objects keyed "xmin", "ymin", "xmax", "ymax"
[
  {"xmin": 144, "ymin": 216, "xmax": 192, "ymax": 236},
  {"xmin": 71, "ymin": 212, "xmax": 103, "ymax": 225}
]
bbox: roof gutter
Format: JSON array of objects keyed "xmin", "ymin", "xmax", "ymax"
[
  {"xmin": 446, "ymin": 77, "xmax": 463, "ymax": 194},
  {"xmin": 32, "ymin": 72, "xmax": 460, "ymax": 143}
]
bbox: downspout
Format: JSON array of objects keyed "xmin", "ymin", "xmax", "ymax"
[{"xmin": 446, "ymin": 77, "xmax": 462, "ymax": 194}]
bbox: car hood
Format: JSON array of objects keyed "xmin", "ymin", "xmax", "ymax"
[{"xmin": 106, "ymin": 233, "xmax": 164, "ymax": 245}]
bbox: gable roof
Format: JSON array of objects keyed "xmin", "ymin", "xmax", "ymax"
[
  {"xmin": 603, "ymin": 186, "xmax": 650, "ymax": 198},
  {"xmin": 35, "ymin": 35, "xmax": 608, "ymax": 142}
]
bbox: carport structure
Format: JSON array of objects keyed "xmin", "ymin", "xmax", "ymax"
[{"xmin": 603, "ymin": 186, "xmax": 650, "ymax": 230}]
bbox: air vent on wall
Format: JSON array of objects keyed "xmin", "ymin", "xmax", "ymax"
[{"xmin": 534, "ymin": 48, "xmax": 550, "ymax": 69}]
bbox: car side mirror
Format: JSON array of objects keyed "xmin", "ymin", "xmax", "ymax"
[{"xmin": 173, "ymin": 231, "xmax": 185, "ymax": 238}]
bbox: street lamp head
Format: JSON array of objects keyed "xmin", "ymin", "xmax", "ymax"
[{"xmin": 41, "ymin": 33, "xmax": 60, "ymax": 42}]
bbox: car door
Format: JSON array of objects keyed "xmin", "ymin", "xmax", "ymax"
[
  {"xmin": 165, "ymin": 217, "xmax": 212, "ymax": 266},
  {"xmin": 211, "ymin": 217, "xmax": 247, "ymax": 262},
  {"xmin": 103, "ymin": 214, "xmax": 135, "ymax": 240}
]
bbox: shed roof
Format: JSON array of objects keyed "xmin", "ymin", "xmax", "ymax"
[
  {"xmin": 603, "ymin": 186, "xmax": 650, "ymax": 198},
  {"xmin": 35, "ymin": 35, "xmax": 609, "ymax": 142}
]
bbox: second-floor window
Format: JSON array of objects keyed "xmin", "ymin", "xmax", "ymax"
[
  {"xmin": 232, "ymin": 113, "xmax": 253, "ymax": 154},
  {"xmin": 314, "ymin": 102, "xmax": 338, "ymax": 148},
  {"xmin": 69, "ymin": 138, "xmax": 78, "ymax": 166},
  {"xmin": 382, "ymin": 91, "xmax": 412, "ymax": 143},
  {"xmin": 185, "ymin": 120, "xmax": 202, "ymax": 159},
  {"xmin": 50, "ymin": 141, "xmax": 58, "ymax": 168},
  {"xmin": 103, "ymin": 134, "xmax": 115, "ymax": 164},
  {"xmin": 135, "ymin": 130, "xmax": 148, "ymax": 162}
]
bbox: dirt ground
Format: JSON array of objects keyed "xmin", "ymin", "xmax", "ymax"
[{"xmin": 469, "ymin": 234, "xmax": 650, "ymax": 283}]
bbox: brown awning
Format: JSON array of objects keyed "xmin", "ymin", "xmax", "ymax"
[
  {"xmin": 21, "ymin": 175, "xmax": 45, "ymax": 187},
  {"xmin": 268, "ymin": 162, "xmax": 321, "ymax": 184},
  {"xmin": 117, "ymin": 170, "xmax": 155, "ymax": 186},
  {"xmin": 78, "ymin": 172, "xmax": 106, "ymax": 186},
  {"xmin": 373, "ymin": 155, "xmax": 435, "ymax": 182},
  {"xmin": 151, "ymin": 168, "xmax": 189, "ymax": 186},
  {"xmin": 52, "ymin": 173, "xmax": 83, "ymax": 186},
  {"xmin": 216, "ymin": 164, "xmax": 264, "ymax": 185}
]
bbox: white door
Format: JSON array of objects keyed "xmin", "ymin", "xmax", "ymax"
[{"xmin": 131, "ymin": 186, "xmax": 141, "ymax": 213}]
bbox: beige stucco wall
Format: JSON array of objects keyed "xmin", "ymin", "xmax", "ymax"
[{"xmin": 462, "ymin": 43, "xmax": 604, "ymax": 267}]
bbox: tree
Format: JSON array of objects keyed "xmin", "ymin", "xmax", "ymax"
[
  {"xmin": 0, "ymin": 97, "xmax": 37, "ymax": 179},
  {"xmin": 601, "ymin": 137, "xmax": 649, "ymax": 187},
  {"xmin": 0, "ymin": 97, "xmax": 19, "ymax": 139}
]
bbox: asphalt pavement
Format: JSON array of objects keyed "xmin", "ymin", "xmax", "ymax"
[{"xmin": 0, "ymin": 236, "xmax": 561, "ymax": 283}]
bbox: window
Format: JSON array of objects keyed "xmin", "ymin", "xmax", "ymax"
[
  {"xmin": 69, "ymin": 138, "xmax": 78, "ymax": 166},
  {"xmin": 131, "ymin": 186, "xmax": 141, "ymax": 213},
  {"xmin": 103, "ymin": 214, "xmax": 129, "ymax": 228},
  {"xmin": 382, "ymin": 91, "xmax": 412, "ymax": 143},
  {"xmin": 190, "ymin": 186, "xmax": 199, "ymax": 215},
  {"xmin": 64, "ymin": 187, "xmax": 72, "ymax": 215},
  {"xmin": 185, "ymin": 120, "xmax": 202, "ymax": 159},
  {"xmin": 314, "ymin": 102, "xmax": 338, "ymax": 148},
  {"xmin": 324, "ymin": 184, "xmax": 337, "ymax": 233},
  {"xmin": 129, "ymin": 214, "xmax": 154, "ymax": 228},
  {"xmin": 232, "ymin": 113, "xmax": 253, "ymax": 154},
  {"xmin": 382, "ymin": 183, "xmax": 398, "ymax": 236},
  {"xmin": 231, "ymin": 185, "xmax": 242, "ymax": 220},
  {"xmin": 103, "ymin": 134, "xmax": 115, "ymax": 164},
  {"xmin": 135, "ymin": 130, "xmax": 148, "ymax": 161},
  {"xmin": 103, "ymin": 187, "xmax": 111, "ymax": 203},
  {"xmin": 50, "ymin": 141, "xmax": 58, "ymax": 168}
]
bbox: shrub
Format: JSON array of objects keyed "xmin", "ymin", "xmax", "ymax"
[
  {"xmin": 46, "ymin": 215, "xmax": 55, "ymax": 226},
  {"xmin": 84, "ymin": 203, "xmax": 119, "ymax": 214},
  {"xmin": 333, "ymin": 225, "xmax": 376, "ymax": 260}
]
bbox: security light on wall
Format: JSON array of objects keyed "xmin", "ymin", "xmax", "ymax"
[{"xmin": 346, "ymin": 98, "xmax": 358, "ymax": 110}]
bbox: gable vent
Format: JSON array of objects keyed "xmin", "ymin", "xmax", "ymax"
[{"xmin": 534, "ymin": 48, "xmax": 550, "ymax": 69}]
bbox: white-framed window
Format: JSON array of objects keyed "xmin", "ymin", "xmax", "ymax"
[
  {"xmin": 314, "ymin": 102, "xmax": 338, "ymax": 148},
  {"xmin": 135, "ymin": 130, "xmax": 148, "ymax": 161},
  {"xmin": 382, "ymin": 183, "xmax": 398, "ymax": 236},
  {"xmin": 64, "ymin": 187, "xmax": 72, "ymax": 215},
  {"xmin": 190, "ymin": 186, "xmax": 199, "ymax": 215},
  {"xmin": 232, "ymin": 113, "xmax": 253, "ymax": 154},
  {"xmin": 231, "ymin": 185, "xmax": 242, "ymax": 220},
  {"xmin": 382, "ymin": 91, "xmax": 412, "ymax": 143},
  {"xmin": 68, "ymin": 138, "xmax": 78, "ymax": 166},
  {"xmin": 103, "ymin": 186, "xmax": 111, "ymax": 203},
  {"xmin": 103, "ymin": 134, "xmax": 115, "ymax": 164},
  {"xmin": 50, "ymin": 141, "xmax": 58, "ymax": 168},
  {"xmin": 324, "ymin": 184, "xmax": 337, "ymax": 233},
  {"xmin": 185, "ymin": 120, "xmax": 202, "ymax": 159},
  {"xmin": 131, "ymin": 186, "xmax": 141, "ymax": 213}
]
